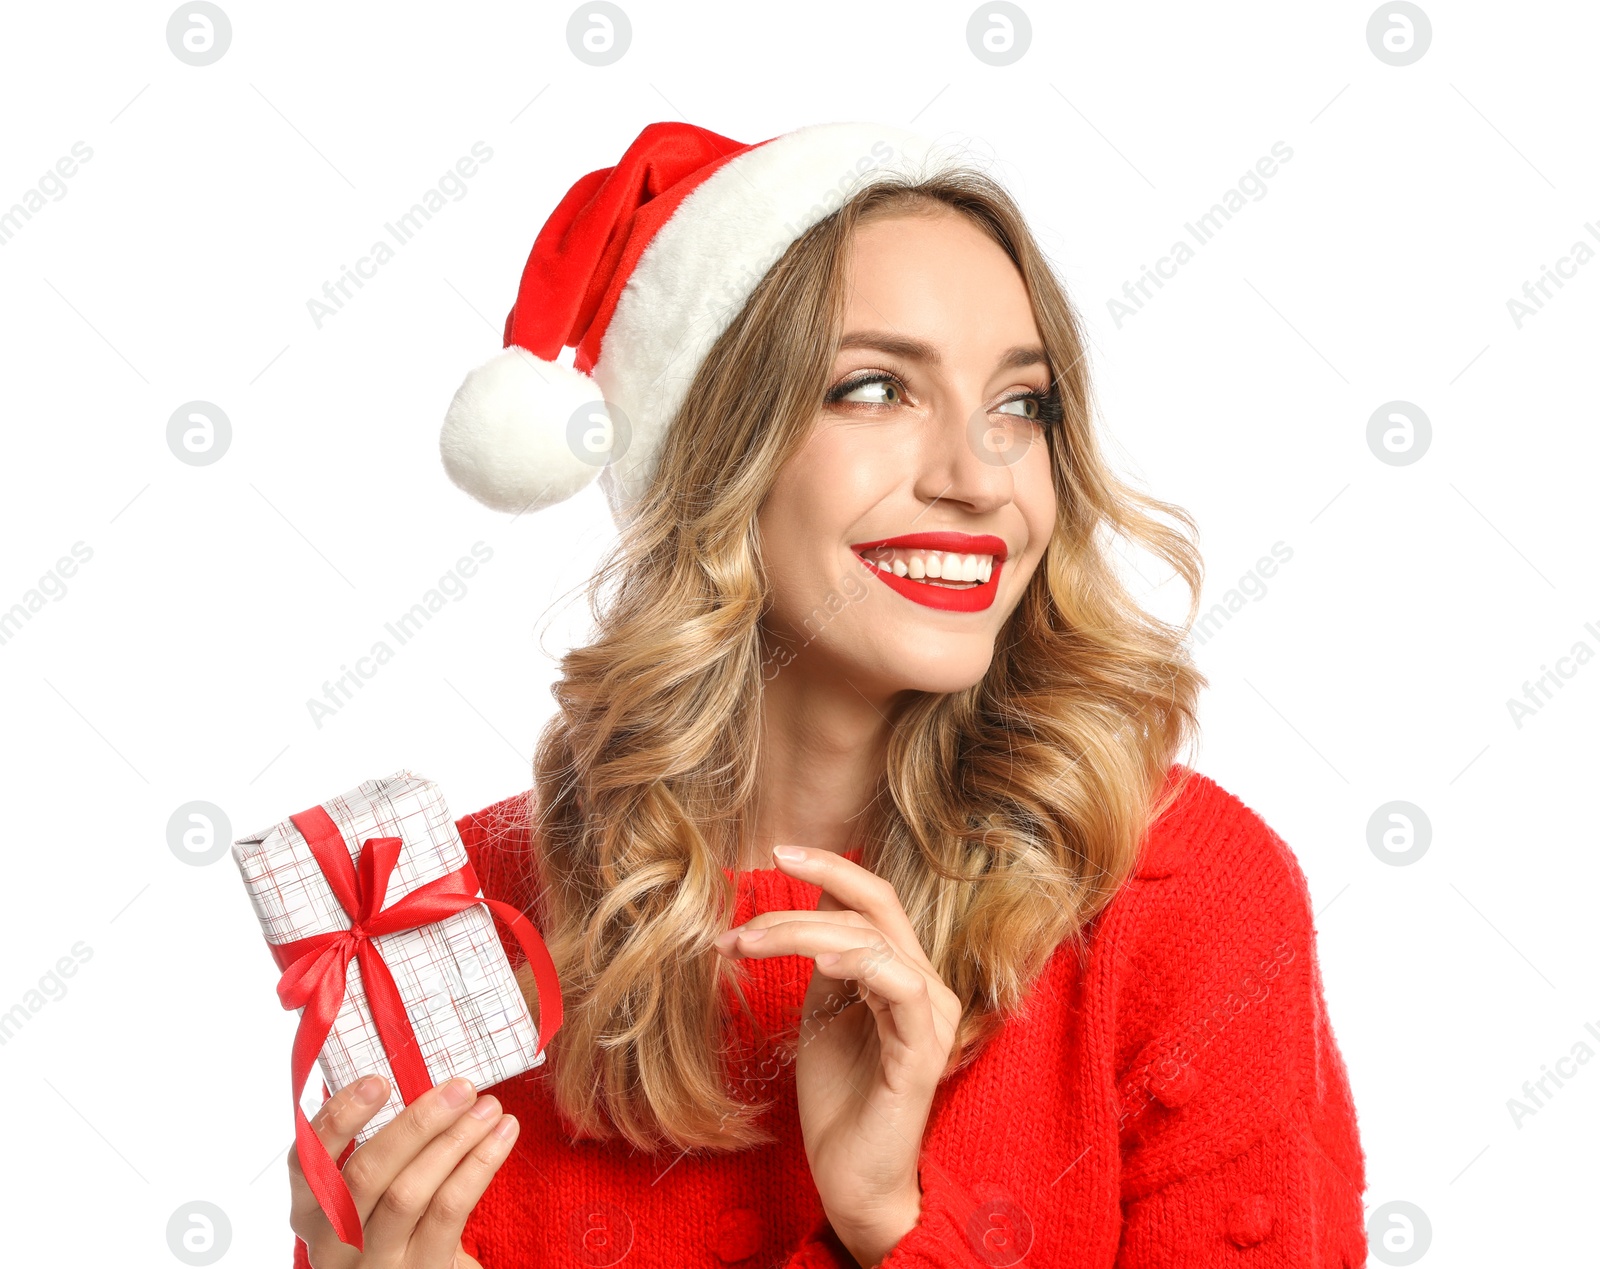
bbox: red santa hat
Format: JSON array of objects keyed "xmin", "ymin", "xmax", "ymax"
[{"xmin": 438, "ymin": 119, "xmax": 970, "ymax": 527}]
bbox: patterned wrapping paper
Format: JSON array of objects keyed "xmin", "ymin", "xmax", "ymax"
[{"xmin": 232, "ymin": 770, "xmax": 546, "ymax": 1145}]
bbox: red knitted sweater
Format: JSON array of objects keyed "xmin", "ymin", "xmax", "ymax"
[{"xmin": 290, "ymin": 766, "xmax": 1367, "ymax": 1267}]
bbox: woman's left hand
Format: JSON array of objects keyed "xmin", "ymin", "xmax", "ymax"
[{"xmin": 713, "ymin": 845, "xmax": 961, "ymax": 1265}]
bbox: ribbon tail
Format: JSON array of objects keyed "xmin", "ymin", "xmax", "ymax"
[
  {"xmin": 294, "ymin": 1101, "xmax": 364, "ymax": 1251},
  {"xmin": 482, "ymin": 897, "xmax": 564, "ymax": 1057},
  {"xmin": 286, "ymin": 944, "xmax": 365, "ymax": 1249}
]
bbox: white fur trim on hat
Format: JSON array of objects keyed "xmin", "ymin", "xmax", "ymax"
[
  {"xmin": 439, "ymin": 346, "xmax": 613, "ymax": 515},
  {"xmin": 593, "ymin": 121, "xmax": 978, "ymax": 528}
]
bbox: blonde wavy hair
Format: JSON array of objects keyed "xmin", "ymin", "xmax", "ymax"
[{"xmin": 508, "ymin": 165, "xmax": 1208, "ymax": 1153}]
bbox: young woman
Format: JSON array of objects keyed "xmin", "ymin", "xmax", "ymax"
[{"xmin": 287, "ymin": 121, "xmax": 1367, "ymax": 1268}]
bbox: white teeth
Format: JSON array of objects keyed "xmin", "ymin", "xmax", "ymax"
[{"xmin": 860, "ymin": 546, "xmax": 999, "ymax": 586}]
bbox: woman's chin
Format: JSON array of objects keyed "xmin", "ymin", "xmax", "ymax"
[{"xmin": 854, "ymin": 648, "xmax": 995, "ymax": 698}]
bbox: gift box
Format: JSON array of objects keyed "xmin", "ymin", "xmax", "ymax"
[{"xmin": 232, "ymin": 770, "xmax": 562, "ymax": 1249}]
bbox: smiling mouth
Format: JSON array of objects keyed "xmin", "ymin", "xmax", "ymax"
[{"xmin": 847, "ymin": 540, "xmax": 1006, "ymax": 612}]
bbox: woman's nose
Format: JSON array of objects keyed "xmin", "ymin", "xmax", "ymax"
[{"xmin": 911, "ymin": 399, "xmax": 1033, "ymax": 512}]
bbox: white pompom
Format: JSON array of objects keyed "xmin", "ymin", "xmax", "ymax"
[{"xmin": 439, "ymin": 347, "xmax": 613, "ymax": 515}]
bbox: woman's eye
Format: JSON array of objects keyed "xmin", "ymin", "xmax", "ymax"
[
  {"xmin": 832, "ymin": 375, "xmax": 903, "ymax": 406},
  {"xmin": 827, "ymin": 377, "xmax": 1055, "ymax": 422}
]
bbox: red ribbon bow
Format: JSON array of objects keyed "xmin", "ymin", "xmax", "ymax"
[{"xmin": 270, "ymin": 804, "xmax": 563, "ymax": 1251}]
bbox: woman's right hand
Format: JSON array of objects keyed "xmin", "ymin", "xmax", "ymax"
[{"xmin": 289, "ymin": 1073, "xmax": 521, "ymax": 1268}]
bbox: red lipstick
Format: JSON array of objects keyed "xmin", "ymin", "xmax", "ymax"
[{"xmin": 848, "ymin": 532, "xmax": 1008, "ymax": 613}]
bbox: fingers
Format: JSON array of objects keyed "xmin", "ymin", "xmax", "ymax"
[
  {"xmin": 362, "ymin": 1093, "xmax": 512, "ymax": 1263},
  {"xmin": 339, "ymin": 1076, "xmax": 485, "ymax": 1227},
  {"xmin": 812, "ymin": 942, "xmax": 944, "ymax": 1063},
  {"xmin": 719, "ymin": 917, "xmax": 960, "ymax": 1066},
  {"xmin": 406, "ymin": 1110, "xmax": 521, "ymax": 1266},
  {"xmin": 715, "ymin": 916, "xmax": 890, "ymax": 964},
  {"xmin": 722, "ymin": 918, "xmax": 927, "ymax": 1004},
  {"xmin": 767, "ymin": 847, "xmax": 926, "ymax": 961},
  {"xmin": 713, "ymin": 909, "xmax": 873, "ymax": 956},
  {"xmin": 287, "ymin": 1075, "xmax": 520, "ymax": 1268},
  {"xmin": 288, "ymin": 1074, "xmax": 391, "ymax": 1248}
]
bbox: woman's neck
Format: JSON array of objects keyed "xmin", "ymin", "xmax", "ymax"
[{"xmin": 741, "ymin": 657, "xmax": 895, "ymax": 871}]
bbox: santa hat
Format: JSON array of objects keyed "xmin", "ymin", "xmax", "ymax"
[{"xmin": 438, "ymin": 119, "xmax": 971, "ymax": 528}]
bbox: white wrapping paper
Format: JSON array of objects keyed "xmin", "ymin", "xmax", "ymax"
[{"xmin": 232, "ymin": 770, "xmax": 546, "ymax": 1144}]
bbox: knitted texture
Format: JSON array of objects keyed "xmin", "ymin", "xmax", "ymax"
[{"xmin": 289, "ymin": 766, "xmax": 1366, "ymax": 1267}]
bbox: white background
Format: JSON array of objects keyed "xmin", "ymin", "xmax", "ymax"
[{"xmin": 1, "ymin": 1, "xmax": 1595, "ymax": 1265}]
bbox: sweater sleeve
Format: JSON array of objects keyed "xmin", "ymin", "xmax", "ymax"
[
  {"xmin": 784, "ymin": 1214, "xmax": 859, "ymax": 1267},
  {"xmin": 776, "ymin": 1158, "xmax": 1018, "ymax": 1268},
  {"xmin": 1109, "ymin": 797, "xmax": 1368, "ymax": 1268}
]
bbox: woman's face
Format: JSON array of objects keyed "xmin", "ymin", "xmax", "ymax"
[{"xmin": 756, "ymin": 206, "xmax": 1058, "ymax": 701}]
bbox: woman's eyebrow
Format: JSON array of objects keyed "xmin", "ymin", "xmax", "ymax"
[{"xmin": 837, "ymin": 331, "xmax": 1049, "ymax": 374}]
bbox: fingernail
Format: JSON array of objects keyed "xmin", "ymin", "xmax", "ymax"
[
  {"xmin": 354, "ymin": 1075, "xmax": 386, "ymax": 1104},
  {"xmin": 440, "ymin": 1077, "xmax": 474, "ymax": 1107},
  {"xmin": 494, "ymin": 1114, "xmax": 520, "ymax": 1141},
  {"xmin": 739, "ymin": 927, "xmax": 766, "ymax": 942},
  {"xmin": 469, "ymin": 1094, "xmax": 500, "ymax": 1120},
  {"xmin": 714, "ymin": 928, "xmax": 741, "ymax": 950},
  {"xmin": 772, "ymin": 845, "xmax": 805, "ymax": 863}
]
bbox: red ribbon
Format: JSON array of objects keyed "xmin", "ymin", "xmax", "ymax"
[{"xmin": 270, "ymin": 804, "xmax": 563, "ymax": 1251}]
